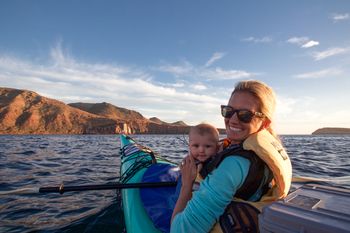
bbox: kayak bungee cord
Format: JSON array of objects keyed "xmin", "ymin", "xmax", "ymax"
[
  {"xmin": 119, "ymin": 142, "xmax": 175, "ymax": 183},
  {"xmin": 119, "ymin": 143, "xmax": 156, "ymax": 183},
  {"xmin": 1, "ymin": 176, "xmax": 345, "ymax": 196}
]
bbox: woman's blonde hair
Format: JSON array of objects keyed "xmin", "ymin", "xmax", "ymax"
[{"xmin": 232, "ymin": 80, "xmax": 278, "ymax": 139}]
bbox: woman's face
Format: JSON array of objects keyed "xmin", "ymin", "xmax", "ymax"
[{"xmin": 225, "ymin": 91, "xmax": 268, "ymax": 144}]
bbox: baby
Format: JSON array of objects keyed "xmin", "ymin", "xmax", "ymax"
[
  {"xmin": 170, "ymin": 123, "xmax": 220, "ymax": 222},
  {"xmin": 187, "ymin": 123, "xmax": 220, "ymax": 189},
  {"xmin": 188, "ymin": 123, "xmax": 220, "ymax": 165}
]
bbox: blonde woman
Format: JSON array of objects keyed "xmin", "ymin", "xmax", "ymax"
[{"xmin": 171, "ymin": 80, "xmax": 292, "ymax": 233}]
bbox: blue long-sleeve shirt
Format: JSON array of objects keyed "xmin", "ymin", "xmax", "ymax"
[{"xmin": 170, "ymin": 156, "xmax": 250, "ymax": 233}]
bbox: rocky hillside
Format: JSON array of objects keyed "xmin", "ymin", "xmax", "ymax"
[
  {"xmin": 312, "ymin": 127, "xmax": 350, "ymax": 135},
  {"xmin": 0, "ymin": 87, "xmax": 197, "ymax": 134},
  {"xmin": 0, "ymin": 88, "xmax": 116, "ymax": 134},
  {"xmin": 69, "ymin": 102, "xmax": 150, "ymax": 133}
]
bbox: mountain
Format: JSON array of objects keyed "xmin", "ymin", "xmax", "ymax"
[
  {"xmin": 312, "ymin": 127, "xmax": 350, "ymax": 135},
  {"xmin": 0, "ymin": 87, "xmax": 116, "ymax": 134},
  {"xmin": 171, "ymin": 121, "xmax": 188, "ymax": 126},
  {"xmin": 149, "ymin": 117, "xmax": 167, "ymax": 124},
  {"xmin": 0, "ymin": 87, "xmax": 197, "ymax": 134},
  {"xmin": 149, "ymin": 118, "xmax": 188, "ymax": 126}
]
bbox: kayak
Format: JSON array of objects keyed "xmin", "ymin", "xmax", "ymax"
[
  {"xmin": 119, "ymin": 134, "xmax": 180, "ymax": 233},
  {"xmin": 119, "ymin": 134, "xmax": 350, "ymax": 233}
]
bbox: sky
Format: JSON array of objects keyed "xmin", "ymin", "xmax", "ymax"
[{"xmin": 0, "ymin": 0, "xmax": 350, "ymax": 134}]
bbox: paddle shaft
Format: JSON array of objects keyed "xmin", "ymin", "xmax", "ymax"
[{"xmin": 39, "ymin": 181, "xmax": 177, "ymax": 194}]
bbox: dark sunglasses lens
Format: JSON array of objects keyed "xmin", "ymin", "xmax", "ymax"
[
  {"xmin": 237, "ymin": 110, "xmax": 254, "ymax": 123},
  {"xmin": 221, "ymin": 106, "xmax": 233, "ymax": 118}
]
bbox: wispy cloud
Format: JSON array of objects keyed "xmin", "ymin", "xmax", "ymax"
[
  {"xmin": 294, "ymin": 68, "xmax": 343, "ymax": 79},
  {"xmin": 287, "ymin": 37, "xmax": 319, "ymax": 48},
  {"xmin": 205, "ymin": 52, "xmax": 225, "ymax": 67},
  {"xmin": 287, "ymin": 37, "xmax": 308, "ymax": 45},
  {"xmin": 331, "ymin": 13, "xmax": 349, "ymax": 22},
  {"xmin": 154, "ymin": 62, "xmax": 255, "ymax": 81},
  {"xmin": 154, "ymin": 61, "xmax": 193, "ymax": 77},
  {"xmin": 242, "ymin": 36, "xmax": 272, "ymax": 43},
  {"xmin": 312, "ymin": 47, "xmax": 350, "ymax": 60},
  {"xmin": 192, "ymin": 83, "xmax": 207, "ymax": 91},
  {"xmin": 204, "ymin": 68, "xmax": 255, "ymax": 80}
]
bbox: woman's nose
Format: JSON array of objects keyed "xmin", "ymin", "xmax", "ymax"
[{"xmin": 229, "ymin": 112, "xmax": 239, "ymax": 122}]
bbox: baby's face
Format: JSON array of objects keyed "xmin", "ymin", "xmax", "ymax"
[{"xmin": 189, "ymin": 133, "xmax": 218, "ymax": 162}]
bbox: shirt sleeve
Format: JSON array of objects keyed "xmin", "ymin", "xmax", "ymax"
[{"xmin": 170, "ymin": 156, "xmax": 250, "ymax": 233}]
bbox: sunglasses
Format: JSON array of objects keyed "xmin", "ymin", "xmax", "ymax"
[{"xmin": 221, "ymin": 105, "xmax": 265, "ymax": 123}]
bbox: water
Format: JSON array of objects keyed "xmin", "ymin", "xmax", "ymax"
[{"xmin": 0, "ymin": 134, "xmax": 349, "ymax": 233}]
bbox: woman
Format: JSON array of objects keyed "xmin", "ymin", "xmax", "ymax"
[{"xmin": 171, "ymin": 80, "xmax": 292, "ymax": 233}]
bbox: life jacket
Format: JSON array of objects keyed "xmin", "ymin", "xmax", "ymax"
[{"xmin": 199, "ymin": 129, "xmax": 292, "ymax": 233}]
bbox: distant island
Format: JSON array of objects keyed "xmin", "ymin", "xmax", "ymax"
[
  {"xmin": 312, "ymin": 127, "xmax": 350, "ymax": 135},
  {"xmin": 0, "ymin": 87, "xmax": 226, "ymax": 135}
]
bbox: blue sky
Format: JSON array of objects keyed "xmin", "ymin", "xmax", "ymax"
[{"xmin": 0, "ymin": 0, "xmax": 349, "ymax": 134}]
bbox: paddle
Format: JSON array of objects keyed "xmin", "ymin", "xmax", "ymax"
[
  {"xmin": 292, "ymin": 175, "xmax": 350, "ymax": 183},
  {"xmin": 0, "ymin": 181, "xmax": 178, "ymax": 195},
  {"xmin": 2, "ymin": 176, "xmax": 346, "ymax": 196}
]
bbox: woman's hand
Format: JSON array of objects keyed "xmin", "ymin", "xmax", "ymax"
[{"xmin": 180, "ymin": 154, "xmax": 197, "ymax": 190}]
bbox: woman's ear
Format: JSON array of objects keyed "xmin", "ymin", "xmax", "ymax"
[{"xmin": 262, "ymin": 118, "xmax": 271, "ymax": 129}]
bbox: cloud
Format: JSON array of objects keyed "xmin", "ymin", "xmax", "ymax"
[
  {"xmin": 294, "ymin": 68, "xmax": 343, "ymax": 79},
  {"xmin": 287, "ymin": 37, "xmax": 319, "ymax": 48},
  {"xmin": 192, "ymin": 83, "xmax": 207, "ymax": 91},
  {"xmin": 331, "ymin": 13, "xmax": 349, "ymax": 22},
  {"xmin": 0, "ymin": 44, "xmax": 229, "ymax": 127},
  {"xmin": 204, "ymin": 68, "xmax": 255, "ymax": 80},
  {"xmin": 275, "ymin": 95, "xmax": 324, "ymax": 134},
  {"xmin": 242, "ymin": 36, "xmax": 272, "ymax": 43},
  {"xmin": 312, "ymin": 47, "xmax": 350, "ymax": 60},
  {"xmin": 287, "ymin": 37, "xmax": 308, "ymax": 45},
  {"xmin": 301, "ymin": 40, "xmax": 319, "ymax": 48},
  {"xmin": 205, "ymin": 52, "xmax": 225, "ymax": 67}
]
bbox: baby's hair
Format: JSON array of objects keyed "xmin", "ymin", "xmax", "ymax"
[{"xmin": 189, "ymin": 123, "xmax": 220, "ymax": 142}]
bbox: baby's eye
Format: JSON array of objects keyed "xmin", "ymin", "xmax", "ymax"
[
  {"xmin": 191, "ymin": 144, "xmax": 199, "ymax": 148},
  {"xmin": 206, "ymin": 145, "xmax": 213, "ymax": 148}
]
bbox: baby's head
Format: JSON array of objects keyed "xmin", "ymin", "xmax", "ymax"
[{"xmin": 189, "ymin": 123, "xmax": 219, "ymax": 162}]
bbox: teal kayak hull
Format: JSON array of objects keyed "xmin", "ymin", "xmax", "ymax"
[{"xmin": 119, "ymin": 135, "xmax": 176, "ymax": 233}]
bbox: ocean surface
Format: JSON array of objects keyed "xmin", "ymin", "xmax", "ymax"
[{"xmin": 0, "ymin": 134, "xmax": 349, "ymax": 233}]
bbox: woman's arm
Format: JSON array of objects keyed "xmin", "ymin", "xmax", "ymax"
[{"xmin": 170, "ymin": 156, "xmax": 250, "ymax": 233}]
